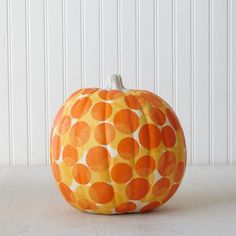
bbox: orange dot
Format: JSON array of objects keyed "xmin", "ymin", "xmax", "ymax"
[
  {"xmin": 162, "ymin": 126, "xmax": 176, "ymax": 148},
  {"xmin": 139, "ymin": 124, "xmax": 161, "ymax": 149},
  {"xmin": 51, "ymin": 162, "xmax": 61, "ymax": 182},
  {"xmin": 114, "ymin": 109, "xmax": 139, "ymax": 133},
  {"xmin": 71, "ymin": 97, "xmax": 92, "ymax": 119},
  {"xmin": 53, "ymin": 106, "xmax": 64, "ymax": 127},
  {"xmin": 69, "ymin": 121, "xmax": 90, "ymax": 146},
  {"xmin": 50, "ymin": 150, "xmax": 53, "ymax": 165},
  {"xmin": 152, "ymin": 178, "xmax": 170, "ymax": 197},
  {"xmin": 140, "ymin": 92, "xmax": 163, "ymax": 107},
  {"xmin": 126, "ymin": 178, "xmax": 150, "ymax": 200},
  {"xmin": 115, "ymin": 202, "xmax": 137, "ymax": 213},
  {"xmin": 162, "ymin": 184, "xmax": 180, "ymax": 203},
  {"xmin": 174, "ymin": 161, "xmax": 185, "ymax": 182},
  {"xmin": 78, "ymin": 198, "xmax": 97, "ymax": 210},
  {"xmin": 62, "ymin": 145, "xmax": 78, "ymax": 166},
  {"xmin": 91, "ymin": 102, "xmax": 113, "ymax": 121},
  {"xmin": 140, "ymin": 201, "xmax": 161, "ymax": 213},
  {"xmin": 81, "ymin": 88, "xmax": 99, "ymax": 95},
  {"xmin": 166, "ymin": 108, "xmax": 180, "ymax": 131},
  {"xmin": 86, "ymin": 146, "xmax": 110, "ymax": 172},
  {"xmin": 125, "ymin": 95, "xmax": 144, "ymax": 110},
  {"xmin": 118, "ymin": 137, "xmax": 139, "ymax": 160},
  {"xmin": 94, "ymin": 123, "xmax": 116, "ymax": 145},
  {"xmin": 111, "ymin": 163, "xmax": 133, "ymax": 184},
  {"xmin": 58, "ymin": 115, "xmax": 71, "ymax": 135},
  {"xmin": 59, "ymin": 183, "xmax": 76, "ymax": 203},
  {"xmin": 51, "ymin": 135, "xmax": 61, "ymax": 160},
  {"xmin": 135, "ymin": 155, "xmax": 156, "ymax": 177},
  {"xmin": 72, "ymin": 164, "xmax": 91, "ymax": 184},
  {"xmin": 89, "ymin": 182, "xmax": 114, "ymax": 204},
  {"xmin": 157, "ymin": 151, "xmax": 177, "ymax": 176},
  {"xmin": 149, "ymin": 107, "xmax": 166, "ymax": 126},
  {"xmin": 98, "ymin": 90, "xmax": 123, "ymax": 100}
]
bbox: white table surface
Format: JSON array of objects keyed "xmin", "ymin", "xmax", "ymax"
[{"xmin": 0, "ymin": 165, "xmax": 235, "ymax": 236}]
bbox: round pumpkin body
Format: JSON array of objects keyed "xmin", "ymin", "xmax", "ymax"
[{"xmin": 50, "ymin": 75, "xmax": 186, "ymax": 214}]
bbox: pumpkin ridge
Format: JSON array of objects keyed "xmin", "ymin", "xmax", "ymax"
[
  {"xmin": 129, "ymin": 90, "xmax": 159, "ymax": 204},
  {"xmin": 127, "ymin": 90, "xmax": 150, "ymax": 204},
  {"xmin": 127, "ymin": 90, "xmax": 143, "ymax": 169}
]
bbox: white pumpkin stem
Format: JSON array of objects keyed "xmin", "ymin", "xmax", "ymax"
[{"xmin": 105, "ymin": 74, "xmax": 126, "ymax": 91}]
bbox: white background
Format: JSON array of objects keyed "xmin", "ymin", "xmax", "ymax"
[{"xmin": 0, "ymin": 0, "xmax": 235, "ymax": 166}]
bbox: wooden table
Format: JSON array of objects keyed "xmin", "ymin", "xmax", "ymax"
[{"xmin": 0, "ymin": 166, "xmax": 235, "ymax": 236}]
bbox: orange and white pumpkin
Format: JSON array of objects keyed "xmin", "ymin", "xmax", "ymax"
[{"xmin": 50, "ymin": 74, "xmax": 186, "ymax": 214}]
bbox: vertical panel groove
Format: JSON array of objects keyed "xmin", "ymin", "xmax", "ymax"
[
  {"xmin": 227, "ymin": 0, "xmax": 232, "ymax": 164},
  {"xmin": 190, "ymin": 0, "xmax": 195, "ymax": 165},
  {"xmin": 62, "ymin": 0, "xmax": 67, "ymax": 99},
  {"xmin": 117, "ymin": 0, "xmax": 121, "ymax": 74},
  {"xmin": 44, "ymin": 0, "xmax": 49, "ymax": 165},
  {"xmin": 209, "ymin": 0, "xmax": 213, "ymax": 165},
  {"xmin": 172, "ymin": 0, "xmax": 177, "ymax": 110},
  {"xmin": 154, "ymin": 0, "xmax": 159, "ymax": 94},
  {"xmin": 7, "ymin": 0, "xmax": 13, "ymax": 165},
  {"xmin": 153, "ymin": 0, "xmax": 156, "ymax": 93},
  {"xmin": 135, "ymin": 0, "xmax": 140, "ymax": 89},
  {"xmin": 80, "ymin": 0, "xmax": 85, "ymax": 87},
  {"xmin": 25, "ymin": 0, "xmax": 31, "ymax": 165},
  {"xmin": 99, "ymin": 0, "xmax": 104, "ymax": 87}
]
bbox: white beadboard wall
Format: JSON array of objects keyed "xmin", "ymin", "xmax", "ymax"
[{"xmin": 0, "ymin": 0, "xmax": 235, "ymax": 165}]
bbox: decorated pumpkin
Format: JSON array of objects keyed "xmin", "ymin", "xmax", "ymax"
[{"xmin": 50, "ymin": 74, "xmax": 186, "ymax": 214}]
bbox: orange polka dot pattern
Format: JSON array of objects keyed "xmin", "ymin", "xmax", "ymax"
[{"xmin": 50, "ymin": 88, "xmax": 186, "ymax": 214}]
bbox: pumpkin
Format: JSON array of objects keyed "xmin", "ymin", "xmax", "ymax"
[{"xmin": 50, "ymin": 74, "xmax": 186, "ymax": 214}]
